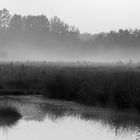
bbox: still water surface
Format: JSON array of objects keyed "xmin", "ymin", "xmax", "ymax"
[{"xmin": 0, "ymin": 96, "xmax": 139, "ymax": 140}]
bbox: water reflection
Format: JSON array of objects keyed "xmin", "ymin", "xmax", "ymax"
[{"xmin": 0, "ymin": 96, "xmax": 140, "ymax": 140}]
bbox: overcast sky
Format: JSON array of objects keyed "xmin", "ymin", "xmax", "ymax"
[{"xmin": 0, "ymin": 0, "xmax": 140, "ymax": 33}]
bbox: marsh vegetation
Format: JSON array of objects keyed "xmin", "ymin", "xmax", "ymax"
[{"xmin": 0, "ymin": 62, "xmax": 139, "ymax": 112}]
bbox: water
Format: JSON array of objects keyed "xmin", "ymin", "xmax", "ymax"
[{"xmin": 0, "ymin": 96, "xmax": 139, "ymax": 140}]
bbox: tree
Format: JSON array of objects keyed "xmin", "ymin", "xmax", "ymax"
[
  {"xmin": 69, "ymin": 25, "xmax": 80, "ymax": 38},
  {"xmin": 9, "ymin": 14, "xmax": 24, "ymax": 33},
  {"xmin": 24, "ymin": 15, "xmax": 49, "ymax": 33},
  {"xmin": 0, "ymin": 9, "xmax": 11, "ymax": 29},
  {"xmin": 50, "ymin": 16, "xmax": 69, "ymax": 34}
]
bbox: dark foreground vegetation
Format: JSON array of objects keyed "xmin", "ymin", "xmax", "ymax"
[
  {"xmin": 0, "ymin": 62, "xmax": 140, "ymax": 111},
  {"xmin": 0, "ymin": 106, "xmax": 22, "ymax": 127},
  {"xmin": 0, "ymin": 106, "xmax": 21, "ymax": 118}
]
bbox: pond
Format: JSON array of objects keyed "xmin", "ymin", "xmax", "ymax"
[{"xmin": 0, "ymin": 96, "xmax": 139, "ymax": 140}]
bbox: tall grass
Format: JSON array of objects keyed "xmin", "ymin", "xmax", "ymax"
[{"xmin": 0, "ymin": 62, "xmax": 140, "ymax": 111}]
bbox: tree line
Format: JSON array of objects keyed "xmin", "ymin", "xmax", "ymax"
[
  {"xmin": 1, "ymin": 8, "xmax": 140, "ymax": 49},
  {"xmin": 0, "ymin": 9, "xmax": 80, "ymax": 47}
]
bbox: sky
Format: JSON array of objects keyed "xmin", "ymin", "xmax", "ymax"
[{"xmin": 0, "ymin": 0, "xmax": 140, "ymax": 34}]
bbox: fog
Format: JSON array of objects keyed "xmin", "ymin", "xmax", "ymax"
[
  {"xmin": 0, "ymin": 9, "xmax": 139, "ymax": 62},
  {"xmin": 0, "ymin": 42, "xmax": 139, "ymax": 62}
]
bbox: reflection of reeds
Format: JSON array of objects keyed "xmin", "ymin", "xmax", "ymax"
[
  {"xmin": 41, "ymin": 101, "xmax": 140, "ymax": 137},
  {"xmin": 1, "ymin": 96, "xmax": 140, "ymax": 138},
  {"xmin": 79, "ymin": 109, "xmax": 140, "ymax": 137},
  {"xmin": 41, "ymin": 102, "xmax": 140, "ymax": 133},
  {"xmin": 136, "ymin": 129, "xmax": 140, "ymax": 140}
]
